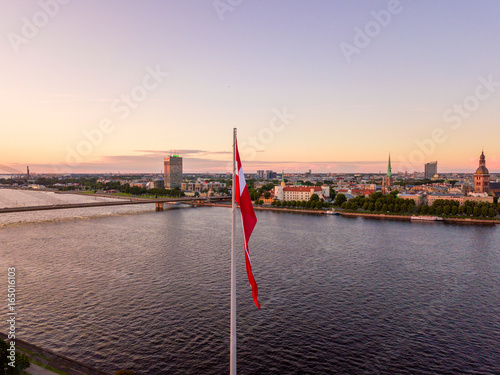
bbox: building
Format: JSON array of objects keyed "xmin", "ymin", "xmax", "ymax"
[
  {"xmin": 398, "ymin": 193, "xmax": 423, "ymax": 205},
  {"xmin": 382, "ymin": 154, "xmax": 394, "ymax": 194},
  {"xmin": 274, "ymin": 184, "xmax": 330, "ymax": 201},
  {"xmin": 490, "ymin": 181, "xmax": 500, "ymax": 197},
  {"xmin": 265, "ymin": 170, "xmax": 277, "ymax": 179},
  {"xmin": 147, "ymin": 179, "xmax": 164, "ymax": 190},
  {"xmin": 351, "ymin": 188, "xmax": 377, "ymax": 198},
  {"xmin": 474, "ymin": 150, "xmax": 490, "ymax": 193},
  {"xmin": 425, "ymin": 161, "xmax": 438, "ymax": 180},
  {"xmin": 181, "ymin": 181, "xmax": 226, "ymax": 192},
  {"xmin": 427, "ymin": 194, "xmax": 493, "ymax": 205},
  {"xmin": 256, "ymin": 170, "xmax": 265, "ymax": 179},
  {"xmin": 164, "ymin": 155, "xmax": 183, "ymax": 189}
]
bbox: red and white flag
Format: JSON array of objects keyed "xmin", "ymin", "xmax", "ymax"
[{"xmin": 235, "ymin": 139, "xmax": 260, "ymax": 309}]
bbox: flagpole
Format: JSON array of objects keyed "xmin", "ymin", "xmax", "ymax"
[{"xmin": 230, "ymin": 127, "xmax": 237, "ymax": 375}]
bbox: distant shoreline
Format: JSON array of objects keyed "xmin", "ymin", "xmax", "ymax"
[
  {"xmin": 202, "ymin": 202, "xmax": 324, "ymax": 215},
  {"xmin": 203, "ymin": 203, "xmax": 500, "ymax": 225}
]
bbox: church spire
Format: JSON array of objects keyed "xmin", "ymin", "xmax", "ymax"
[
  {"xmin": 387, "ymin": 153, "xmax": 392, "ymax": 178},
  {"xmin": 281, "ymin": 170, "xmax": 285, "ymax": 187}
]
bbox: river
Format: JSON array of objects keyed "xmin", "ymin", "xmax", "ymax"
[{"xmin": 0, "ymin": 191, "xmax": 499, "ymax": 374}]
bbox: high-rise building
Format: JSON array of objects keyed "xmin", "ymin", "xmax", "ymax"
[
  {"xmin": 164, "ymin": 155, "xmax": 183, "ymax": 189},
  {"xmin": 424, "ymin": 161, "xmax": 437, "ymax": 180},
  {"xmin": 265, "ymin": 170, "xmax": 277, "ymax": 179},
  {"xmin": 474, "ymin": 150, "xmax": 490, "ymax": 193}
]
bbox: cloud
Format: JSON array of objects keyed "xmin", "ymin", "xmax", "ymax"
[
  {"xmin": 0, "ymin": 165, "xmax": 24, "ymax": 174},
  {"xmin": 5, "ymin": 154, "xmax": 497, "ymax": 175},
  {"xmin": 134, "ymin": 149, "xmax": 232, "ymax": 157}
]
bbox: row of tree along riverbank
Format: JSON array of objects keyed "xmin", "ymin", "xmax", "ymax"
[{"xmin": 202, "ymin": 202, "xmax": 500, "ymax": 225}]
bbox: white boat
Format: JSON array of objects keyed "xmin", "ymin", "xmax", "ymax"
[
  {"xmin": 324, "ymin": 209, "xmax": 339, "ymax": 215},
  {"xmin": 410, "ymin": 215, "xmax": 444, "ymax": 221}
]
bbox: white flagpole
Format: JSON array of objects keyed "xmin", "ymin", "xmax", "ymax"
[{"xmin": 230, "ymin": 127, "xmax": 237, "ymax": 375}]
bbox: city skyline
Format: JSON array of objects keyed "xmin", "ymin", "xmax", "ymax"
[{"xmin": 1, "ymin": 1, "xmax": 500, "ymax": 174}]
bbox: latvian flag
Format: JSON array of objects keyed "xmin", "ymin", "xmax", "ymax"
[{"xmin": 235, "ymin": 139, "xmax": 260, "ymax": 309}]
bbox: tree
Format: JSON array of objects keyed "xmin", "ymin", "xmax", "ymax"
[
  {"xmin": 329, "ymin": 188, "xmax": 337, "ymax": 201},
  {"xmin": 481, "ymin": 207, "xmax": 489, "ymax": 218},
  {"xmin": 489, "ymin": 207, "xmax": 497, "ymax": 218},
  {"xmin": 0, "ymin": 339, "xmax": 30, "ymax": 374},
  {"xmin": 473, "ymin": 206, "xmax": 480, "ymax": 217},
  {"xmin": 334, "ymin": 193, "xmax": 347, "ymax": 206},
  {"xmin": 347, "ymin": 202, "xmax": 357, "ymax": 211},
  {"xmin": 264, "ymin": 191, "xmax": 271, "ymax": 199},
  {"xmin": 310, "ymin": 194, "xmax": 320, "ymax": 202},
  {"xmin": 316, "ymin": 201, "xmax": 323, "ymax": 209}
]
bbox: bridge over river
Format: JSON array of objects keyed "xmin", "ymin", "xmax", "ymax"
[{"xmin": 0, "ymin": 195, "xmax": 230, "ymax": 214}]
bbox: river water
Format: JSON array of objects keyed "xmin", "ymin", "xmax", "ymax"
[{"xmin": 0, "ymin": 191, "xmax": 499, "ymax": 374}]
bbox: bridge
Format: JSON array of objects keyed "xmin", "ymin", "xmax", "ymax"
[{"xmin": 0, "ymin": 196, "xmax": 231, "ymax": 214}]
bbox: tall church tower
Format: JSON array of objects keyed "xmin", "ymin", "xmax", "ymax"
[
  {"xmin": 474, "ymin": 150, "xmax": 490, "ymax": 193},
  {"xmin": 382, "ymin": 153, "xmax": 394, "ymax": 194}
]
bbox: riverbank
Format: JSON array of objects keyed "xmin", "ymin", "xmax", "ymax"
[
  {"xmin": 202, "ymin": 202, "xmax": 325, "ymax": 215},
  {"xmin": 204, "ymin": 203, "xmax": 500, "ymax": 225},
  {"xmin": 0, "ymin": 332, "xmax": 109, "ymax": 375},
  {"xmin": 340, "ymin": 212, "xmax": 410, "ymax": 221},
  {"xmin": 340, "ymin": 211, "xmax": 499, "ymax": 225}
]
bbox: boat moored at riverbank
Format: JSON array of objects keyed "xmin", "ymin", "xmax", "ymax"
[{"xmin": 410, "ymin": 215, "xmax": 444, "ymax": 221}]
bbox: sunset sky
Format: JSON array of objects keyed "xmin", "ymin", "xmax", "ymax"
[{"xmin": 1, "ymin": 0, "xmax": 500, "ymax": 174}]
